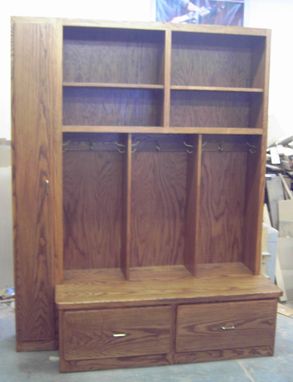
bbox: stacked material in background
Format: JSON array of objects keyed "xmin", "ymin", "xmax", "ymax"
[{"xmin": 266, "ymin": 136, "xmax": 293, "ymax": 301}]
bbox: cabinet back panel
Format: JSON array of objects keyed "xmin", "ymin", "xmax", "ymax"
[
  {"xmin": 63, "ymin": 27, "xmax": 164, "ymax": 84},
  {"xmin": 198, "ymin": 145, "xmax": 247, "ymax": 263},
  {"xmin": 172, "ymin": 33, "xmax": 264, "ymax": 88},
  {"xmin": 170, "ymin": 91, "xmax": 260, "ymax": 128},
  {"xmin": 131, "ymin": 137, "xmax": 187, "ymax": 266},
  {"xmin": 63, "ymin": 88, "xmax": 163, "ymax": 126},
  {"xmin": 63, "ymin": 138, "xmax": 123, "ymax": 269}
]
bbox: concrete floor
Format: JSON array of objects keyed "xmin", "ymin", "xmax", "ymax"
[{"xmin": 0, "ymin": 304, "xmax": 293, "ymax": 382}]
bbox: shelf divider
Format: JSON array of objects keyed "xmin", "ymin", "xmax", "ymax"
[
  {"xmin": 163, "ymin": 30, "xmax": 172, "ymax": 128},
  {"xmin": 184, "ymin": 134, "xmax": 202, "ymax": 276},
  {"xmin": 121, "ymin": 133, "xmax": 132, "ymax": 280}
]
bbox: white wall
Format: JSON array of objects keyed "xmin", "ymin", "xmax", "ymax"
[{"xmin": 244, "ymin": 0, "xmax": 293, "ymax": 145}]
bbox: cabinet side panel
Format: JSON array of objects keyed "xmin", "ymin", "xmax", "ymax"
[
  {"xmin": 243, "ymin": 33, "xmax": 270, "ymax": 273},
  {"xmin": 12, "ymin": 20, "xmax": 62, "ymax": 344}
]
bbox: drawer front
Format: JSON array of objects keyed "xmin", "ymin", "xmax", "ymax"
[
  {"xmin": 176, "ymin": 300, "xmax": 277, "ymax": 353},
  {"xmin": 62, "ymin": 306, "xmax": 171, "ymax": 360}
]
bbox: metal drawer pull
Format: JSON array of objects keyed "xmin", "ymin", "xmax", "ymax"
[
  {"xmin": 221, "ymin": 324, "xmax": 236, "ymax": 331},
  {"xmin": 43, "ymin": 178, "xmax": 49, "ymax": 194},
  {"xmin": 112, "ymin": 332, "xmax": 128, "ymax": 338}
]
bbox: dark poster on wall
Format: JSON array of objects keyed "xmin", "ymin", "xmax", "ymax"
[{"xmin": 156, "ymin": 0, "xmax": 244, "ymax": 26}]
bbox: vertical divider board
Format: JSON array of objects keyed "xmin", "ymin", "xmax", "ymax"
[
  {"xmin": 243, "ymin": 136, "xmax": 263, "ymax": 273},
  {"xmin": 184, "ymin": 135, "xmax": 202, "ymax": 275},
  {"xmin": 163, "ymin": 29, "xmax": 172, "ymax": 128},
  {"xmin": 121, "ymin": 134, "xmax": 132, "ymax": 280}
]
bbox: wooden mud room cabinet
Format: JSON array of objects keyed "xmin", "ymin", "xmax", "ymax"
[{"xmin": 12, "ymin": 17, "xmax": 281, "ymax": 372}]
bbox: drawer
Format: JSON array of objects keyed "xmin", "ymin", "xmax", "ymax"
[
  {"xmin": 176, "ymin": 300, "xmax": 277, "ymax": 353},
  {"xmin": 62, "ymin": 306, "xmax": 171, "ymax": 361}
]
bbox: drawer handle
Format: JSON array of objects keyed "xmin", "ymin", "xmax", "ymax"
[
  {"xmin": 43, "ymin": 178, "xmax": 50, "ymax": 195},
  {"xmin": 221, "ymin": 324, "xmax": 236, "ymax": 331},
  {"xmin": 112, "ymin": 332, "xmax": 128, "ymax": 338}
]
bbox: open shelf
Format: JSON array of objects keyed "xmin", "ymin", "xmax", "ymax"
[
  {"xmin": 63, "ymin": 26, "xmax": 164, "ymax": 85},
  {"xmin": 170, "ymin": 90, "xmax": 263, "ymax": 128},
  {"xmin": 171, "ymin": 32, "xmax": 265, "ymax": 88},
  {"xmin": 63, "ymin": 87, "xmax": 163, "ymax": 127}
]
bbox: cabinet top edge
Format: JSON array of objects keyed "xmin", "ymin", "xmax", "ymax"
[{"xmin": 11, "ymin": 16, "xmax": 270, "ymax": 37}]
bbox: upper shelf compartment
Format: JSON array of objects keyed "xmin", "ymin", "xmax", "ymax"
[
  {"xmin": 63, "ymin": 26, "xmax": 164, "ymax": 85},
  {"xmin": 171, "ymin": 32, "xmax": 265, "ymax": 89}
]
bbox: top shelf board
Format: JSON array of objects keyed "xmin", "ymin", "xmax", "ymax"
[{"xmin": 58, "ymin": 18, "xmax": 270, "ymax": 37}]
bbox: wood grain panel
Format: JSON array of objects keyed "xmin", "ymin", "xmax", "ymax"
[
  {"xmin": 131, "ymin": 135, "xmax": 187, "ymax": 266},
  {"xmin": 63, "ymin": 134, "xmax": 123, "ymax": 269},
  {"xmin": 174, "ymin": 345, "xmax": 273, "ymax": 364},
  {"xmin": 63, "ymin": 87, "xmax": 163, "ymax": 126},
  {"xmin": 12, "ymin": 21, "xmax": 62, "ymax": 344},
  {"xmin": 63, "ymin": 307, "xmax": 171, "ymax": 360},
  {"xmin": 16, "ymin": 339, "xmax": 57, "ymax": 352},
  {"xmin": 176, "ymin": 300, "xmax": 277, "ymax": 353},
  {"xmin": 171, "ymin": 33, "xmax": 260, "ymax": 87},
  {"xmin": 63, "ymin": 27, "xmax": 164, "ymax": 84},
  {"xmin": 198, "ymin": 145, "xmax": 247, "ymax": 263},
  {"xmin": 60, "ymin": 353, "xmax": 171, "ymax": 372},
  {"xmin": 170, "ymin": 91, "xmax": 261, "ymax": 128}
]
